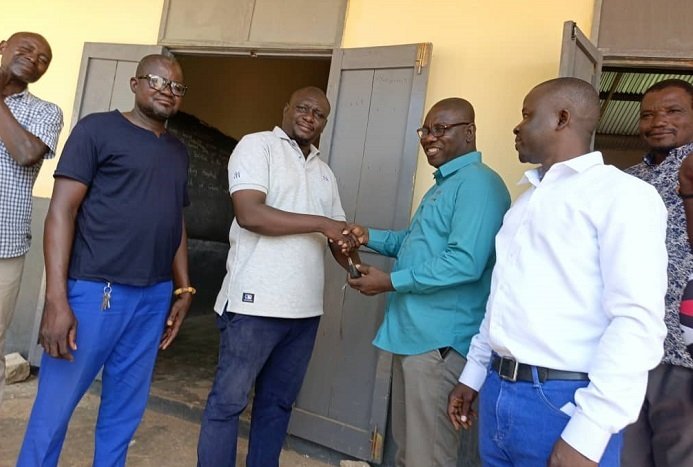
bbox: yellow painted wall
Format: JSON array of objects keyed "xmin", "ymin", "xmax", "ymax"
[
  {"xmin": 1, "ymin": 0, "xmax": 165, "ymax": 198},
  {"xmin": 342, "ymin": 0, "xmax": 595, "ymax": 203},
  {"xmin": 4, "ymin": 0, "xmax": 595, "ymax": 202}
]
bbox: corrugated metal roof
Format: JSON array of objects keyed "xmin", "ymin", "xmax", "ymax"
[{"xmin": 598, "ymin": 70, "xmax": 693, "ymax": 136}]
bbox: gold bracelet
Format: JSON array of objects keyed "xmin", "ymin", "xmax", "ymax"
[{"xmin": 173, "ymin": 286, "xmax": 196, "ymax": 297}]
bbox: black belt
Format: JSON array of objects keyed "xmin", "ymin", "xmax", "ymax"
[{"xmin": 491, "ymin": 355, "xmax": 589, "ymax": 383}]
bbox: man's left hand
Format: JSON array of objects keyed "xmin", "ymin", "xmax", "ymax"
[
  {"xmin": 547, "ymin": 438, "xmax": 597, "ymax": 467},
  {"xmin": 160, "ymin": 294, "xmax": 192, "ymax": 350},
  {"xmin": 347, "ymin": 264, "xmax": 394, "ymax": 295}
]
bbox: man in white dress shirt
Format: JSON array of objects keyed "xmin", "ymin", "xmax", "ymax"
[{"xmin": 447, "ymin": 77, "xmax": 668, "ymax": 467}]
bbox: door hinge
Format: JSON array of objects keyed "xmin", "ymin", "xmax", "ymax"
[
  {"xmin": 370, "ymin": 424, "xmax": 384, "ymax": 462},
  {"xmin": 415, "ymin": 43, "xmax": 430, "ymax": 75}
]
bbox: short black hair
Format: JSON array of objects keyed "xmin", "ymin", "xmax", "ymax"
[{"xmin": 643, "ymin": 79, "xmax": 693, "ymax": 105}]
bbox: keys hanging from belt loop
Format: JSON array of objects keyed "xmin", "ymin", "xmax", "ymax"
[{"xmin": 101, "ymin": 282, "xmax": 112, "ymax": 311}]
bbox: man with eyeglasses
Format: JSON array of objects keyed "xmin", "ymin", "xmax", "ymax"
[
  {"xmin": 18, "ymin": 54, "xmax": 192, "ymax": 467},
  {"xmin": 344, "ymin": 98, "xmax": 510, "ymax": 466},
  {"xmin": 0, "ymin": 32, "xmax": 63, "ymax": 404},
  {"xmin": 197, "ymin": 86, "xmax": 356, "ymax": 467}
]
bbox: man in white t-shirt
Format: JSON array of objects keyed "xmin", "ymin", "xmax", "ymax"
[{"xmin": 197, "ymin": 87, "xmax": 355, "ymax": 467}]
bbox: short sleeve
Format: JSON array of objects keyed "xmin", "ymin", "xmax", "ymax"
[
  {"xmin": 228, "ymin": 134, "xmax": 270, "ymax": 195},
  {"xmin": 28, "ymin": 101, "xmax": 63, "ymax": 159},
  {"xmin": 54, "ymin": 117, "xmax": 98, "ymax": 186}
]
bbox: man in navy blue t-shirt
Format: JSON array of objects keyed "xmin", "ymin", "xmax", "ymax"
[{"xmin": 18, "ymin": 54, "xmax": 193, "ymax": 467}]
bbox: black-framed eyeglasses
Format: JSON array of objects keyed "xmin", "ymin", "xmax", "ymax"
[
  {"xmin": 294, "ymin": 104, "xmax": 327, "ymax": 122},
  {"xmin": 137, "ymin": 74, "xmax": 188, "ymax": 97},
  {"xmin": 416, "ymin": 121, "xmax": 473, "ymax": 139}
]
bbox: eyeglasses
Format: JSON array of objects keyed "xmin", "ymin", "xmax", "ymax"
[
  {"xmin": 294, "ymin": 104, "xmax": 327, "ymax": 122},
  {"xmin": 416, "ymin": 121, "xmax": 473, "ymax": 139},
  {"xmin": 137, "ymin": 74, "xmax": 188, "ymax": 97}
]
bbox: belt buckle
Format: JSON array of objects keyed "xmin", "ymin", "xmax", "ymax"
[{"xmin": 498, "ymin": 356, "xmax": 519, "ymax": 382}]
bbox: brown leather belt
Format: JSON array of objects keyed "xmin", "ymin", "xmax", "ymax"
[{"xmin": 491, "ymin": 355, "xmax": 589, "ymax": 383}]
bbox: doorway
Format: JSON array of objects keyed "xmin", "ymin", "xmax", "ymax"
[{"xmin": 149, "ymin": 53, "xmax": 331, "ymax": 413}]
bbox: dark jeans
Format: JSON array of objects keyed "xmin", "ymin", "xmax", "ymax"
[{"xmin": 197, "ymin": 311, "xmax": 320, "ymax": 467}]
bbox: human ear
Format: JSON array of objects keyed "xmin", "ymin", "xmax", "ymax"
[
  {"xmin": 556, "ymin": 109, "xmax": 570, "ymax": 130},
  {"xmin": 129, "ymin": 77, "xmax": 138, "ymax": 94}
]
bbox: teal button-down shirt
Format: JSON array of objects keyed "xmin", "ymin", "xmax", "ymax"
[{"xmin": 368, "ymin": 151, "xmax": 510, "ymax": 356}]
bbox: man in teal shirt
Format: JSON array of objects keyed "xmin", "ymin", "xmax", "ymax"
[{"xmin": 347, "ymin": 98, "xmax": 510, "ymax": 467}]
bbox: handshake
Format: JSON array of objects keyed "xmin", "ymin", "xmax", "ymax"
[{"xmin": 327, "ymin": 222, "xmax": 395, "ymax": 296}]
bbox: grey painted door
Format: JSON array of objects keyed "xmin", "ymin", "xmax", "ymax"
[
  {"xmin": 71, "ymin": 43, "xmax": 166, "ymax": 126},
  {"xmin": 288, "ymin": 43, "xmax": 432, "ymax": 463},
  {"xmin": 559, "ymin": 21, "xmax": 602, "ymax": 89}
]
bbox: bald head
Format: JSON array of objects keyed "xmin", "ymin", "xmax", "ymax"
[
  {"xmin": 429, "ymin": 97, "xmax": 475, "ymax": 122},
  {"xmin": 135, "ymin": 54, "xmax": 181, "ymax": 78},
  {"xmin": 419, "ymin": 97, "xmax": 477, "ymax": 168},
  {"xmin": 6, "ymin": 32, "xmax": 51, "ymax": 56},
  {"xmin": 288, "ymin": 86, "xmax": 331, "ymax": 116},
  {"xmin": 532, "ymin": 77, "xmax": 600, "ymax": 142},
  {"xmin": 0, "ymin": 32, "xmax": 53, "ymax": 91},
  {"xmin": 514, "ymin": 78, "xmax": 599, "ymax": 169},
  {"xmin": 281, "ymin": 86, "xmax": 330, "ymax": 154}
]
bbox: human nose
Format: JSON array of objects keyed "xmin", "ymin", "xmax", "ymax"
[
  {"xmin": 650, "ymin": 111, "xmax": 668, "ymax": 127},
  {"xmin": 159, "ymin": 81, "xmax": 175, "ymax": 96},
  {"xmin": 513, "ymin": 125, "xmax": 520, "ymax": 135}
]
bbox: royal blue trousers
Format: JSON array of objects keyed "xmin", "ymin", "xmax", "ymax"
[
  {"xmin": 197, "ymin": 311, "xmax": 320, "ymax": 467},
  {"xmin": 17, "ymin": 279, "xmax": 171, "ymax": 467},
  {"xmin": 479, "ymin": 367, "xmax": 623, "ymax": 466}
]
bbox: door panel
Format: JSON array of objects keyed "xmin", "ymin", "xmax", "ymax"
[
  {"xmin": 72, "ymin": 43, "xmax": 165, "ymax": 125},
  {"xmin": 289, "ymin": 43, "xmax": 432, "ymax": 463},
  {"xmin": 559, "ymin": 20, "xmax": 602, "ymax": 90}
]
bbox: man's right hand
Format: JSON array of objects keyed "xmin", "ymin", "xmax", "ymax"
[
  {"xmin": 39, "ymin": 299, "xmax": 78, "ymax": 361},
  {"xmin": 340, "ymin": 223, "xmax": 369, "ymax": 254},
  {"xmin": 447, "ymin": 382, "xmax": 478, "ymax": 430},
  {"xmin": 323, "ymin": 219, "xmax": 358, "ymax": 253}
]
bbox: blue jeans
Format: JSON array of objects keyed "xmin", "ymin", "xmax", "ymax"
[
  {"xmin": 479, "ymin": 367, "xmax": 623, "ymax": 466},
  {"xmin": 197, "ymin": 311, "xmax": 320, "ymax": 467},
  {"xmin": 17, "ymin": 279, "xmax": 171, "ymax": 467}
]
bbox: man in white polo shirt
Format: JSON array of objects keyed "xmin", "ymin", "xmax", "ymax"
[{"xmin": 197, "ymin": 87, "xmax": 355, "ymax": 467}]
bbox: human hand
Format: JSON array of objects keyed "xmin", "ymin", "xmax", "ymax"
[
  {"xmin": 39, "ymin": 298, "xmax": 78, "ymax": 361},
  {"xmin": 346, "ymin": 264, "xmax": 393, "ymax": 295},
  {"xmin": 547, "ymin": 438, "xmax": 597, "ymax": 467},
  {"xmin": 339, "ymin": 223, "xmax": 368, "ymax": 255},
  {"xmin": 160, "ymin": 293, "xmax": 192, "ymax": 350},
  {"xmin": 324, "ymin": 219, "xmax": 358, "ymax": 252},
  {"xmin": 447, "ymin": 383, "xmax": 478, "ymax": 430},
  {"xmin": 679, "ymin": 151, "xmax": 693, "ymax": 194}
]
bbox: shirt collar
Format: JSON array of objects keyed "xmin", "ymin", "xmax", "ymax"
[
  {"xmin": 273, "ymin": 126, "xmax": 320, "ymax": 159},
  {"xmin": 519, "ymin": 151, "xmax": 603, "ymax": 187},
  {"xmin": 643, "ymin": 142, "xmax": 693, "ymax": 167},
  {"xmin": 3, "ymin": 88, "xmax": 29, "ymax": 102},
  {"xmin": 433, "ymin": 151, "xmax": 481, "ymax": 183}
]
